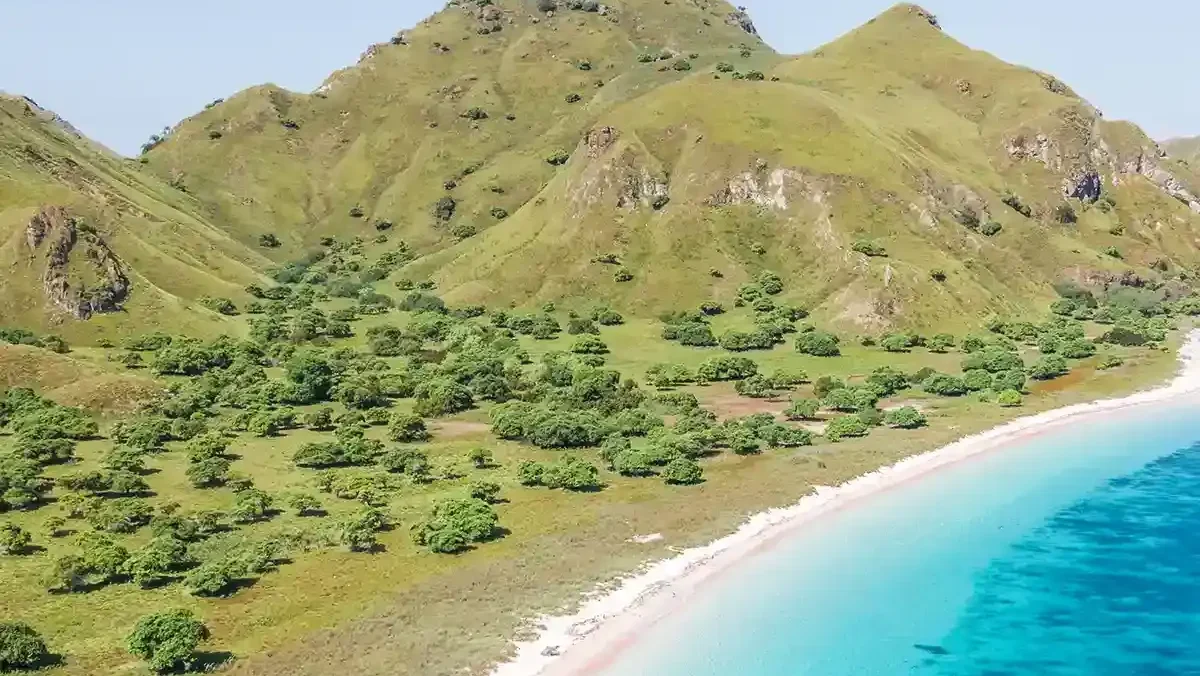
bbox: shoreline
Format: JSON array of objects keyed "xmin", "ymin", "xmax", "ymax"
[{"xmin": 490, "ymin": 331, "xmax": 1200, "ymax": 676}]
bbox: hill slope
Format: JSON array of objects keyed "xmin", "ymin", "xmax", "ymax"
[
  {"xmin": 0, "ymin": 94, "xmax": 270, "ymax": 341},
  {"xmin": 5, "ymin": 2, "xmax": 1200, "ymax": 337}
]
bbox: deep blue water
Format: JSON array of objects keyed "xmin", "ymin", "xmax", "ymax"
[{"xmin": 599, "ymin": 400, "xmax": 1200, "ymax": 676}]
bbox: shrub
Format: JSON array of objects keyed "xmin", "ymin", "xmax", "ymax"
[
  {"xmin": 696, "ymin": 355, "xmax": 758, "ymax": 381},
  {"xmin": 980, "ymin": 221, "xmax": 1002, "ymax": 236},
  {"xmin": 851, "ymin": 240, "xmax": 887, "ymax": 257},
  {"xmin": 884, "ymin": 406, "xmax": 927, "ymax": 429},
  {"xmin": 469, "ymin": 480, "xmax": 502, "ymax": 503},
  {"xmin": 1103, "ymin": 246, "xmax": 1122, "ymax": 259},
  {"xmin": 571, "ymin": 335, "xmax": 609, "ymax": 355},
  {"xmin": 700, "ymin": 301, "xmax": 724, "ymax": 316},
  {"xmin": 880, "ymin": 333, "xmax": 913, "ymax": 353},
  {"xmin": 1059, "ymin": 339, "xmax": 1097, "ymax": 359},
  {"xmin": 414, "ymin": 379, "xmax": 474, "ymax": 417},
  {"xmin": 387, "ymin": 413, "xmax": 431, "ymax": 442},
  {"xmin": 997, "ymin": 389, "xmax": 1023, "ymax": 407},
  {"xmin": 0, "ymin": 523, "xmax": 32, "ymax": 555},
  {"xmin": 258, "ymin": 233, "xmax": 281, "ymax": 248},
  {"xmin": 716, "ymin": 62, "xmax": 734, "ymax": 73},
  {"xmin": 127, "ymin": 609, "xmax": 209, "ymax": 672},
  {"xmin": 795, "ymin": 331, "xmax": 840, "ymax": 356},
  {"xmin": 432, "ymin": 197, "xmax": 457, "ymax": 222},
  {"xmin": 785, "ymin": 398, "xmax": 820, "ymax": 421},
  {"xmin": 1098, "ymin": 354, "xmax": 1124, "ymax": 370},
  {"xmin": 962, "ymin": 369, "xmax": 993, "ymax": 392},
  {"xmin": 825, "ymin": 415, "xmax": 869, "ymax": 442},
  {"xmin": 1053, "ymin": 204, "xmax": 1077, "ymax": 224},
  {"xmin": 546, "ymin": 149, "xmax": 570, "ymax": 165},
  {"xmin": 1001, "ymin": 191, "xmax": 1032, "ymax": 217},
  {"xmin": 1029, "ymin": 354, "xmax": 1069, "ymax": 380},
  {"xmin": 565, "ymin": 93, "xmax": 582, "ymax": 103},
  {"xmin": 413, "ymin": 497, "xmax": 499, "ymax": 553},
  {"xmin": 613, "ymin": 268, "xmax": 633, "ymax": 282},
  {"xmin": 922, "ymin": 374, "xmax": 968, "ymax": 396},
  {"xmin": 734, "ymin": 375, "xmax": 774, "ymax": 398},
  {"xmin": 662, "ymin": 458, "xmax": 703, "ymax": 485},
  {"xmin": 0, "ymin": 622, "xmax": 50, "ymax": 671}
]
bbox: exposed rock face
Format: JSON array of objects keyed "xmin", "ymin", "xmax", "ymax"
[
  {"xmin": 726, "ymin": 9, "xmax": 758, "ymax": 35},
  {"xmin": 1005, "ymin": 133, "xmax": 1061, "ymax": 171},
  {"xmin": 570, "ymin": 126, "xmax": 669, "ymax": 212},
  {"xmin": 1062, "ymin": 169, "xmax": 1101, "ymax": 202},
  {"xmin": 708, "ymin": 167, "xmax": 811, "ymax": 211},
  {"xmin": 25, "ymin": 207, "xmax": 130, "ymax": 319},
  {"xmin": 1112, "ymin": 150, "xmax": 1200, "ymax": 212}
]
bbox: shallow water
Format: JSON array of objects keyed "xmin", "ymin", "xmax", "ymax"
[{"xmin": 598, "ymin": 399, "xmax": 1200, "ymax": 676}]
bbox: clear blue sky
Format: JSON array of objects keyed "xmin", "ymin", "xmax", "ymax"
[{"xmin": 2, "ymin": 1, "xmax": 1197, "ymax": 156}]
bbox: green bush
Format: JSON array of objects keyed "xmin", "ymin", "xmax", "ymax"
[
  {"xmin": 997, "ymin": 389, "xmax": 1023, "ymax": 407},
  {"xmin": 795, "ymin": 331, "xmax": 840, "ymax": 356},
  {"xmin": 962, "ymin": 369, "xmax": 993, "ymax": 392},
  {"xmin": 922, "ymin": 374, "xmax": 968, "ymax": 396},
  {"xmin": 413, "ymin": 497, "xmax": 500, "ymax": 553},
  {"xmin": 414, "ymin": 379, "xmax": 474, "ymax": 416},
  {"xmin": 884, "ymin": 406, "xmax": 926, "ymax": 429},
  {"xmin": 571, "ymin": 335, "xmax": 609, "ymax": 355},
  {"xmin": 1029, "ymin": 354, "xmax": 1069, "ymax": 380},
  {"xmin": 662, "ymin": 458, "xmax": 703, "ymax": 485},
  {"xmin": 851, "ymin": 240, "xmax": 887, "ymax": 257},
  {"xmin": 387, "ymin": 412, "xmax": 431, "ymax": 442},
  {"xmin": 696, "ymin": 356, "xmax": 758, "ymax": 381},
  {"xmin": 0, "ymin": 622, "xmax": 49, "ymax": 671},
  {"xmin": 980, "ymin": 221, "xmax": 1002, "ymax": 236},
  {"xmin": 784, "ymin": 398, "xmax": 820, "ymax": 420},
  {"xmin": 825, "ymin": 415, "xmax": 869, "ymax": 442},
  {"xmin": 127, "ymin": 609, "xmax": 210, "ymax": 673}
]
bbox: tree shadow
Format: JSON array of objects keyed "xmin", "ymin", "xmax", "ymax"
[{"xmin": 187, "ymin": 651, "xmax": 235, "ymax": 672}]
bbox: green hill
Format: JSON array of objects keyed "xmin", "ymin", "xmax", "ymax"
[
  {"xmin": 0, "ymin": 94, "xmax": 269, "ymax": 342},
  {"xmin": 1164, "ymin": 135, "xmax": 1200, "ymax": 163},
  {"xmin": 5, "ymin": 1, "xmax": 1200, "ymax": 338}
]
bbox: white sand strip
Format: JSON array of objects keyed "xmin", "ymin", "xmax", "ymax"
[{"xmin": 491, "ymin": 331, "xmax": 1200, "ymax": 676}]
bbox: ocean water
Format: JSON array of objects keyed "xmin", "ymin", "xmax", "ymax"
[{"xmin": 598, "ymin": 399, "xmax": 1200, "ymax": 676}]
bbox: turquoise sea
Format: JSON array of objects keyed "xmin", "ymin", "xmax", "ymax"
[{"xmin": 598, "ymin": 399, "xmax": 1200, "ymax": 676}]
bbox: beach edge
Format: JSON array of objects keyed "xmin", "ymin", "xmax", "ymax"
[{"xmin": 490, "ymin": 330, "xmax": 1200, "ymax": 676}]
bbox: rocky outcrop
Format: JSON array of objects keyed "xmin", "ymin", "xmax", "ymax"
[
  {"xmin": 1005, "ymin": 133, "xmax": 1062, "ymax": 172},
  {"xmin": 707, "ymin": 165, "xmax": 815, "ymax": 211},
  {"xmin": 1110, "ymin": 149, "xmax": 1200, "ymax": 212},
  {"xmin": 726, "ymin": 9, "xmax": 758, "ymax": 35},
  {"xmin": 569, "ymin": 126, "xmax": 670, "ymax": 212},
  {"xmin": 1062, "ymin": 169, "xmax": 1101, "ymax": 202},
  {"xmin": 25, "ymin": 207, "xmax": 130, "ymax": 320}
]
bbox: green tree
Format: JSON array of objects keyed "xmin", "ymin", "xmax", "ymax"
[
  {"xmin": 1029, "ymin": 354, "xmax": 1069, "ymax": 380},
  {"xmin": 927, "ymin": 333, "xmax": 956, "ymax": 353},
  {"xmin": 231, "ymin": 489, "xmax": 273, "ymax": 523},
  {"xmin": 186, "ymin": 457, "xmax": 231, "ymax": 488},
  {"xmin": 0, "ymin": 622, "xmax": 49, "ymax": 672},
  {"xmin": 467, "ymin": 447, "xmax": 494, "ymax": 469},
  {"xmin": 413, "ymin": 497, "xmax": 500, "ymax": 553},
  {"xmin": 469, "ymin": 480, "xmax": 502, "ymax": 503},
  {"xmin": 286, "ymin": 492, "xmax": 324, "ymax": 517},
  {"xmin": 795, "ymin": 331, "xmax": 840, "ymax": 356},
  {"xmin": 922, "ymin": 374, "xmax": 969, "ymax": 396},
  {"xmin": 825, "ymin": 415, "xmax": 870, "ymax": 442},
  {"xmin": 570, "ymin": 335, "xmax": 609, "ymax": 355},
  {"xmin": 884, "ymin": 406, "xmax": 927, "ymax": 429},
  {"xmin": 184, "ymin": 561, "xmax": 236, "ymax": 597},
  {"xmin": 0, "ymin": 522, "xmax": 32, "ymax": 555},
  {"xmin": 784, "ymin": 398, "xmax": 820, "ymax": 421},
  {"xmin": 387, "ymin": 412, "xmax": 431, "ymax": 442},
  {"xmin": 44, "ymin": 554, "xmax": 89, "ymax": 593},
  {"xmin": 413, "ymin": 379, "xmax": 474, "ymax": 417},
  {"xmin": 127, "ymin": 609, "xmax": 210, "ymax": 673},
  {"xmin": 661, "ymin": 458, "xmax": 703, "ymax": 485},
  {"xmin": 125, "ymin": 536, "xmax": 192, "ymax": 588},
  {"xmin": 997, "ymin": 389, "xmax": 1023, "ymax": 407}
]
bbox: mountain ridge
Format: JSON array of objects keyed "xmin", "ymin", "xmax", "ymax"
[{"xmin": 3, "ymin": 2, "xmax": 1200, "ymax": 338}]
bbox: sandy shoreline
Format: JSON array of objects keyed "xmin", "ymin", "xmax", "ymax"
[{"xmin": 490, "ymin": 331, "xmax": 1200, "ymax": 676}]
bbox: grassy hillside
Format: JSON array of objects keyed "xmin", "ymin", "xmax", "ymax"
[
  {"xmin": 0, "ymin": 95, "xmax": 269, "ymax": 342},
  {"xmin": 1164, "ymin": 135, "xmax": 1200, "ymax": 163}
]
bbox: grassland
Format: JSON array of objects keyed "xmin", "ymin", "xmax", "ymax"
[{"xmin": 0, "ymin": 287, "xmax": 1184, "ymax": 674}]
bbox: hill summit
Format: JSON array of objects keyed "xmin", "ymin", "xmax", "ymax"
[{"xmin": 4, "ymin": 1, "xmax": 1200, "ymax": 338}]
